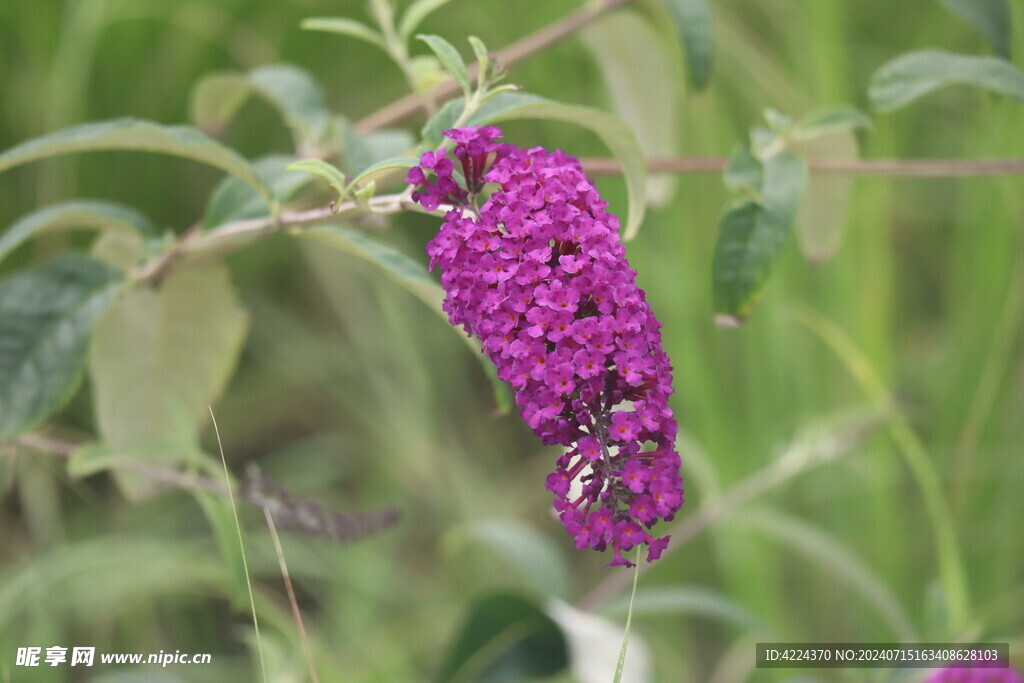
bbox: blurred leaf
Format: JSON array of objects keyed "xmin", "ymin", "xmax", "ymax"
[
  {"xmin": 581, "ymin": 7, "xmax": 682, "ymax": 206},
  {"xmin": 738, "ymin": 507, "xmax": 918, "ymax": 641},
  {"xmin": 665, "ymin": 0, "xmax": 714, "ymax": 90},
  {"xmin": 299, "ymin": 225, "xmax": 512, "ymax": 413},
  {"xmin": 194, "ymin": 491, "xmax": 251, "ymax": 610},
  {"xmin": 0, "ymin": 118, "xmax": 271, "ymax": 202},
  {"xmin": 762, "ymin": 107, "xmax": 793, "ymax": 135},
  {"xmin": 439, "ymin": 592, "xmax": 569, "ymax": 682},
  {"xmin": 546, "ymin": 600, "xmax": 651, "ymax": 683},
  {"xmin": 0, "ymin": 255, "xmax": 123, "ymax": 440},
  {"xmin": 792, "ymin": 129, "xmax": 859, "ymax": 262},
  {"xmin": 723, "ymin": 145, "xmax": 762, "ymax": 194},
  {"xmin": 285, "ymin": 158, "xmax": 349, "ymax": 196},
  {"xmin": 301, "ymin": 17, "xmax": 387, "ymax": 50},
  {"xmin": 190, "ymin": 64, "xmax": 332, "ymax": 151},
  {"xmin": 347, "ymin": 156, "xmax": 420, "ymax": 189},
  {"xmin": 0, "ymin": 199, "xmax": 156, "ymax": 264},
  {"xmin": 938, "ymin": 0, "xmax": 1011, "ymax": 59},
  {"xmin": 417, "ymin": 34, "xmax": 471, "ymax": 98},
  {"xmin": 423, "ymin": 92, "xmax": 647, "ymax": 240},
  {"xmin": 793, "ymin": 105, "xmax": 871, "ymax": 141},
  {"xmin": 713, "ymin": 151, "xmax": 807, "ymax": 324},
  {"xmin": 600, "ymin": 585, "xmax": 761, "ymax": 630},
  {"xmin": 204, "ymin": 155, "xmax": 314, "ymax": 228},
  {"xmin": 344, "ymin": 127, "xmax": 417, "ymax": 175},
  {"xmin": 88, "ymin": 262, "xmax": 248, "ymax": 498},
  {"xmin": 459, "ymin": 519, "xmax": 570, "ymax": 599},
  {"xmin": 869, "ymin": 50, "xmax": 1024, "ymax": 111},
  {"xmin": 398, "ymin": 0, "xmax": 451, "ymax": 41}
]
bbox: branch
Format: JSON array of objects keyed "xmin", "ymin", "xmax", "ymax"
[
  {"xmin": 580, "ymin": 156, "xmax": 1024, "ymax": 177},
  {"xmin": 354, "ymin": 0, "xmax": 636, "ymax": 134}
]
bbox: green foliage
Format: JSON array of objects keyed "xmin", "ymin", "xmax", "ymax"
[
  {"xmin": 870, "ymin": 49, "xmax": 1024, "ymax": 111},
  {"xmin": 204, "ymin": 155, "xmax": 313, "ymax": 228},
  {"xmin": 88, "ymin": 262, "xmax": 247, "ymax": 498},
  {"xmin": 792, "ymin": 105, "xmax": 871, "ymax": 141},
  {"xmin": 664, "ymin": 0, "xmax": 715, "ymax": 90},
  {"xmin": 0, "ymin": 200, "xmax": 157, "ymax": 264},
  {"xmin": 300, "ymin": 17, "xmax": 387, "ymax": 51},
  {"xmin": 712, "ymin": 147, "xmax": 807, "ymax": 323},
  {"xmin": 417, "ymin": 34, "xmax": 472, "ymax": 98},
  {"xmin": 439, "ymin": 592, "xmax": 569, "ymax": 681},
  {"xmin": 0, "ymin": 255, "xmax": 123, "ymax": 440},
  {"xmin": 0, "ymin": 118, "xmax": 271, "ymax": 202},
  {"xmin": 938, "ymin": 0, "xmax": 1012, "ymax": 58}
]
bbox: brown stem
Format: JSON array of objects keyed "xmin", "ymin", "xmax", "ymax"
[
  {"xmin": 354, "ymin": 0, "xmax": 637, "ymax": 134},
  {"xmin": 580, "ymin": 156, "xmax": 1024, "ymax": 177}
]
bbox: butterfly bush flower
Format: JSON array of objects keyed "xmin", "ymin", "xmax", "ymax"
[{"xmin": 407, "ymin": 126, "xmax": 683, "ymax": 567}]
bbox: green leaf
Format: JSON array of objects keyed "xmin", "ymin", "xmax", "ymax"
[
  {"xmin": 458, "ymin": 519, "xmax": 569, "ymax": 599},
  {"xmin": 938, "ymin": 0, "xmax": 1011, "ymax": 59},
  {"xmin": 792, "ymin": 129, "xmax": 859, "ymax": 263},
  {"xmin": 417, "ymin": 34, "xmax": 472, "ymax": 98},
  {"xmin": 299, "ymin": 225, "xmax": 512, "ymax": 414},
  {"xmin": 344, "ymin": 127, "xmax": 416, "ymax": 175},
  {"xmin": 793, "ymin": 105, "xmax": 871, "ymax": 141},
  {"xmin": 0, "ymin": 200, "xmax": 156, "ymax": 265},
  {"xmin": 194, "ymin": 491, "xmax": 252, "ymax": 610},
  {"xmin": 665, "ymin": 0, "xmax": 715, "ymax": 90},
  {"xmin": 204, "ymin": 155, "xmax": 314, "ymax": 228},
  {"xmin": 88, "ymin": 262, "xmax": 248, "ymax": 498},
  {"xmin": 723, "ymin": 145, "xmax": 762, "ymax": 194},
  {"xmin": 300, "ymin": 17, "xmax": 387, "ymax": 51},
  {"xmin": 713, "ymin": 151, "xmax": 807, "ymax": 324},
  {"xmin": 467, "ymin": 36, "xmax": 489, "ymax": 63},
  {"xmin": 398, "ymin": 0, "xmax": 452, "ymax": 41},
  {"xmin": 423, "ymin": 92, "xmax": 648, "ymax": 240},
  {"xmin": 869, "ymin": 49, "xmax": 1024, "ymax": 112},
  {"xmin": 190, "ymin": 64, "xmax": 332, "ymax": 151},
  {"xmin": 0, "ymin": 118, "xmax": 270, "ymax": 202},
  {"xmin": 0, "ymin": 255, "xmax": 124, "ymax": 440},
  {"xmin": 346, "ymin": 156, "xmax": 420, "ymax": 189},
  {"xmin": 285, "ymin": 158, "xmax": 349, "ymax": 196},
  {"xmin": 439, "ymin": 592, "xmax": 569, "ymax": 682},
  {"xmin": 581, "ymin": 7, "xmax": 683, "ymax": 206},
  {"xmin": 762, "ymin": 107, "xmax": 793, "ymax": 135}
]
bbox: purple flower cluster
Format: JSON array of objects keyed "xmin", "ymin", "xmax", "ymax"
[
  {"xmin": 924, "ymin": 663, "xmax": 1024, "ymax": 683},
  {"xmin": 407, "ymin": 126, "xmax": 683, "ymax": 567}
]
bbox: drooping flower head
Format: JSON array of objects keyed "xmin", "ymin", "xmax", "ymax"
[{"xmin": 407, "ymin": 126, "xmax": 684, "ymax": 567}]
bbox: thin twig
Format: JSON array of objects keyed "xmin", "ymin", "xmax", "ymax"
[
  {"xmin": 580, "ymin": 156, "xmax": 1024, "ymax": 177},
  {"xmin": 264, "ymin": 508, "xmax": 320, "ymax": 683},
  {"xmin": 354, "ymin": 0, "xmax": 636, "ymax": 134}
]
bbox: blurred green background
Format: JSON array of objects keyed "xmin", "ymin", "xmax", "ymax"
[{"xmin": 1, "ymin": 0, "xmax": 1022, "ymax": 681}]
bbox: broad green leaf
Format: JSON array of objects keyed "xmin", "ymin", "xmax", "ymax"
[
  {"xmin": 417, "ymin": 34, "xmax": 471, "ymax": 98},
  {"xmin": 285, "ymin": 158, "xmax": 349, "ymax": 196},
  {"xmin": 398, "ymin": 0, "xmax": 452, "ymax": 41},
  {"xmin": 938, "ymin": 0, "xmax": 1011, "ymax": 59},
  {"xmin": 869, "ymin": 50, "xmax": 1024, "ymax": 111},
  {"xmin": 712, "ymin": 151, "xmax": 806, "ymax": 323},
  {"xmin": 300, "ymin": 17, "xmax": 387, "ymax": 51},
  {"xmin": 793, "ymin": 105, "xmax": 871, "ymax": 141},
  {"xmin": 423, "ymin": 92, "xmax": 648, "ymax": 240},
  {"xmin": 456, "ymin": 519, "xmax": 569, "ymax": 599},
  {"xmin": 190, "ymin": 64, "xmax": 332, "ymax": 151},
  {"xmin": 0, "ymin": 118, "xmax": 270, "ymax": 202},
  {"xmin": 0, "ymin": 200, "xmax": 156, "ymax": 264},
  {"xmin": 601, "ymin": 586, "xmax": 760, "ymax": 629},
  {"xmin": 665, "ymin": 0, "xmax": 714, "ymax": 90},
  {"xmin": 0, "ymin": 255, "xmax": 124, "ymax": 440},
  {"xmin": 581, "ymin": 7, "xmax": 683, "ymax": 206},
  {"xmin": 440, "ymin": 592, "xmax": 569, "ymax": 681},
  {"xmin": 299, "ymin": 225, "xmax": 511, "ymax": 413},
  {"xmin": 88, "ymin": 262, "xmax": 248, "ymax": 498},
  {"xmin": 344, "ymin": 127, "xmax": 416, "ymax": 175},
  {"xmin": 204, "ymin": 155, "xmax": 314, "ymax": 228}
]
